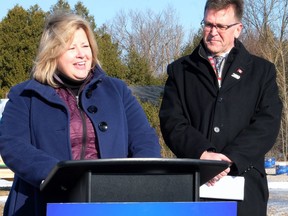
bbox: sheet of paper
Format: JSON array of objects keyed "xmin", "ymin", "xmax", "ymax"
[{"xmin": 200, "ymin": 176, "xmax": 245, "ymax": 200}]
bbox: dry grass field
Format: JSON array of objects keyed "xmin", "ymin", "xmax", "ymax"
[{"xmin": 0, "ymin": 190, "xmax": 8, "ymax": 215}]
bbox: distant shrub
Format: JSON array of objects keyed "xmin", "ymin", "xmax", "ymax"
[{"xmin": 139, "ymin": 98, "xmax": 175, "ymax": 158}]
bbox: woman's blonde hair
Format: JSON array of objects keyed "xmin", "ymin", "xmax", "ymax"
[{"xmin": 31, "ymin": 11, "xmax": 100, "ymax": 87}]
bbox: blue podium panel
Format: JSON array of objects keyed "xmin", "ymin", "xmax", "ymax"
[{"xmin": 47, "ymin": 202, "xmax": 237, "ymax": 216}]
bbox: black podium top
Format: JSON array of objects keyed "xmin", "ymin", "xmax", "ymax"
[{"xmin": 40, "ymin": 158, "xmax": 229, "ymax": 193}]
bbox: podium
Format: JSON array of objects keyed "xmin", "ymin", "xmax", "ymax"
[
  {"xmin": 40, "ymin": 158, "xmax": 229, "ymax": 203},
  {"xmin": 47, "ymin": 202, "xmax": 237, "ymax": 216}
]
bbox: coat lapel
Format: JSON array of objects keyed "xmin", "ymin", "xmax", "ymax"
[
  {"xmin": 221, "ymin": 64, "xmax": 247, "ymax": 92},
  {"xmin": 220, "ymin": 43, "xmax": 251, "ymax": 92},
  {"xmin": 185, "ymin": 46, "xmax": 219, "ymax": 96}
]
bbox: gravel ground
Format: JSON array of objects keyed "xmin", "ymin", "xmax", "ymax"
[
  {"xmin": 267, "ymin": 170, "xmax": 288, "ymax": 216},
  {"xmin": 268, "ymin": 189, "xmax": 288, "ymax": 216}
]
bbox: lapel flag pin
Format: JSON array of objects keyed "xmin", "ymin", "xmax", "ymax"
[
  {"xmin": 232, "ymin": 73, "xmax": 240, "ymax": 79},
  {"xmin": 237, "ymin": 68, "xmax": 243, "ymax": 74}
]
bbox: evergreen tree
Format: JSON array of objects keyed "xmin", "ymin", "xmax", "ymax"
[
  {"xmin": 49, "ymin": 0, "xmax": 71, "ymax": 13},
  {"xmin": 0, "ymin": 5, "xmax": 45, "ymax": 97},
  {"xmin": 181, "ymin": 28, "xmax": 202, "ymax": 57},
  {"xmin": 73, "ymin": 1, "xmax": 96, "ymax": 31},
  {"xmin": 96, "ymin": 27, "xmax": 127, "ymax": 80},
  {"xmin": 125, "ymin": 44, "xmax": 151, "ymax": 85}
]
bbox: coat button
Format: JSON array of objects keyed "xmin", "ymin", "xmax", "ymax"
[
  {"xmin": 218, "ymin": 97, "xmax": 223, "ymax": 103},
  {"xmin": 87, "ymin": 105, "xmax": 98, "ymax": 113},
  {"xmin": 214, "ymin": 127, "xmax": 220, "ymax": 133},
  {"xmin": 98, "ymin": 122, "xmax": 108, "ymax": 132}
]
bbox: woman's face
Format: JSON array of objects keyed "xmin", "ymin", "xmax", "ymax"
[{"xmin": 57, "ymin": 28, "xmax": 92, "ymax": 81}]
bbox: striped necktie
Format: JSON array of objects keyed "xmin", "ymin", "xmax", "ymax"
[{"xmin": 214, "ymin": 56, "xmax": 224, "ymax": 74}]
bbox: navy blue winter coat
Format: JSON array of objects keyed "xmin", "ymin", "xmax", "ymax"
[{"xmin": 0, "ymin": 65, "xmax": 161, "ymax": 215}]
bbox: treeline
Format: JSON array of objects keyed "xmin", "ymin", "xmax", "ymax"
[
  {"xmin": 0, "ymin": 0, "xmax": 287, "ymax": 159},
  {"xmin": 0, "ymin": 0, "xmax": 195, "ymax": 157},
  {"xmin": 0, "ymin": 1, "xmax": 167, "ymax": 96}
]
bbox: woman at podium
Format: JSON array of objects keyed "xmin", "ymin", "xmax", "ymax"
[{"xmin": 0, "ymin": 12, "xmax": 161, "ymax": 216}]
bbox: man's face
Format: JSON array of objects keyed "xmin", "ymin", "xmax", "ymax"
[{"xmin": 202, "ymin": 5, "xmax": 243, "ymax": 56}]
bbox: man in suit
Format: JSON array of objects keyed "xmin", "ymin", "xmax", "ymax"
[{"xmin": 159, "ymin": 0, "xmax": 282, "ymax": 215}]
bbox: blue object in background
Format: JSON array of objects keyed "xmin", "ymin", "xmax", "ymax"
[
  {"xmin": 265, "ymin": 157, "xmax": 276, "ymax": 168},
  {"xmin": 47, "ymin": 202, "xmax": 237, "ymax": 216},
  {"xmin": 276, "ymin": 163, "xmax": 288, "ymax": 175}
]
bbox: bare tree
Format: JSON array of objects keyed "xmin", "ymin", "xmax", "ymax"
[
  {"xmin": 242, "ymin": 0, "xmax": 288, "ymax": 160},
  {"xmin": 108, "ymin": 6, "xmax": 185, "ymax": 76}
]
